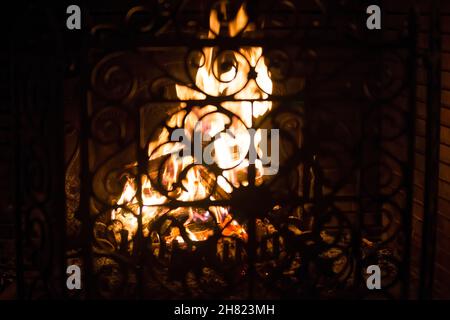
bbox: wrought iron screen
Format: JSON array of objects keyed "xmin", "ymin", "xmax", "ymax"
[{"xmin": 14, "ymin": 0, "xmax": 418, "ymax": 299}]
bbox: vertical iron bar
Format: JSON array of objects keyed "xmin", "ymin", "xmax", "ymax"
[
  {"xmin": 355, "ymin": 108, "xmax": 364, "ymax": 298},
  {"xmin": 247, "ymin": 169, "xmax": 256, "ymax": 299},
  {"xmin": 135, "ymin": 106, "xmax": 145, "ymax": 299},
  {"xmin": 51, "ymin": 3, "xmax": 67, "ymax": 297},
  {"xmin": 79, "ymin": 1, "xmax": 94, "ymax": 298},
  {"xmin": 403, "ymin": 7, "xmax": 418, "ymax": 299},
  {"xmin": 247, "ymin": 115, "xmax": 256, "ymax": 299},
  {"xmin": 420, "ymin": 0, "xmax": 441, "ymax": 299},
  {"xmin": 11, "ymin": 23, "xmax": 24, "ymax": 300}
]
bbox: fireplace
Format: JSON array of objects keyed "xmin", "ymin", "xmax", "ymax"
[{"xmin": 7, "ymin": 0, "xmax": 429, "ymax": 300}]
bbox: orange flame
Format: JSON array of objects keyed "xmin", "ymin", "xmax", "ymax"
[{"xmin": 112, "ymin": 4, "xmax": 272, "ymax": 245}]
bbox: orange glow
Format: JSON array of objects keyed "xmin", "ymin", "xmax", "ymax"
[{"xmin": 112, "ymin": 4, "xmax": 272, "ymax": 245}]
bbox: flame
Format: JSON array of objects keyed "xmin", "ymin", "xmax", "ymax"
[{"xmin": 112, "ymin": 4, "xmax": 272, "ymax": 246}]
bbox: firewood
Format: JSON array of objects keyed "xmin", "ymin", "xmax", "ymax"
[{"xmin": 125, "ymin": 154, "xmax": 231, "ymax": 201}]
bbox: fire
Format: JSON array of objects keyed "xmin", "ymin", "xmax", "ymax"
[{"xmin": 111, "ymin": 4, "xmax": 272, "ymax": 247}]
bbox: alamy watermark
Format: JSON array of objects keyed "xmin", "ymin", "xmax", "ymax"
[
  {"xmin": 66, "ymin": 264, "xmax": 81, "ymax": 290},
  {"xmin": 366, "ymin": 264, "xmax": 381, "ymax": 290},
  {"xmin": 67, "ymin": 5, "xmax": 382, "ymax": 31},
  {"xmin": 169, "ymin": 124, "xmax": 280, "ymax": 176},
  {"xmin": 65, "ymin": 263, "xmax": 381, "ymax": 290},
  {"xmin": 366, "ymin": 5, "xmax": 381, "ymax": 30}
]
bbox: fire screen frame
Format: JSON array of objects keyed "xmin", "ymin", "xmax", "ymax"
[{"xmin": 12, "ymin": 0, "xmax": 421, "ymax": 300}]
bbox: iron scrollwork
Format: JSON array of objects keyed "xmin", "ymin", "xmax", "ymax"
[{"xmin": 72, "ymin": 0, "xmax": 417, "ymax": 299}]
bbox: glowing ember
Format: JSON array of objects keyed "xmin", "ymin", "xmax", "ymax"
[{"xmin": 112, "ymin": 4, "xmax": 272, "ymax": 246}]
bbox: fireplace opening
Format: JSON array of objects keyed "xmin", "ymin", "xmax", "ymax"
[
  {"xmin": 7, "ymin": 0, "xmax": 448, "ymax": 301},
  {"xmin": 60, "ymin": 0, "xmax": 414, "ymax": 299}
]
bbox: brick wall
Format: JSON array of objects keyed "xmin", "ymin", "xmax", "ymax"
[
  {"xmin": 386, "ymin": 0, "xmax": 450, "ymax": 299},
  {"xmin": 435, "ymin": 3, "xmax": 450, "ymax": 300}
]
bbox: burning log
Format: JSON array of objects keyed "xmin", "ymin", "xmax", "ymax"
[{"xmin": 139, "ymin": 153, "xmax": 232, "ymax": 201}]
